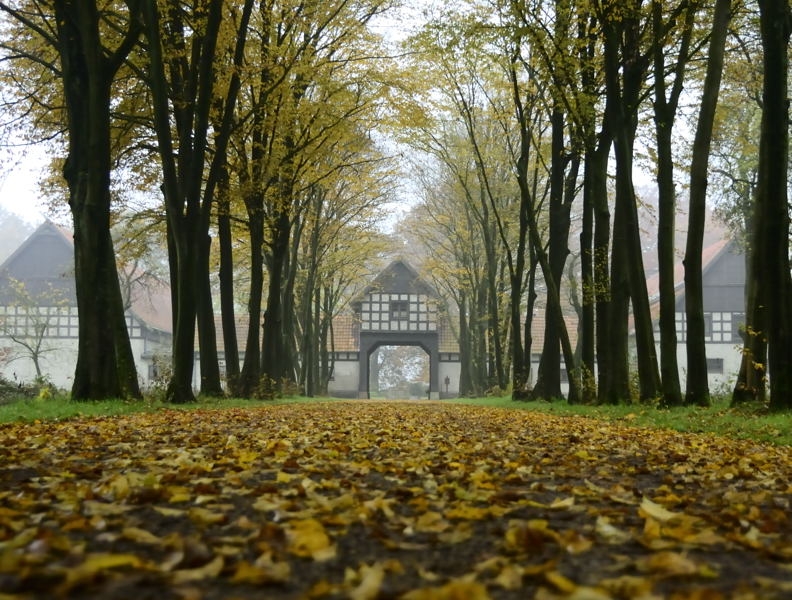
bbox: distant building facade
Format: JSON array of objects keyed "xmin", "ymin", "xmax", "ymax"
[
  {"xmin": 328, "ymin": 260, "xmax": 461, "ymax": 399},
  {"xmin": 649, "ymin": 238, "xmax": 746, "ymax": 392},
  {"xmin": 0, "ymin": 220, "xmax": 172, "ymax": 389}
]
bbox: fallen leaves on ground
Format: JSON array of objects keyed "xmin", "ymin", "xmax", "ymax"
[{"xmin": 1, "ymin": 401, "xmax": 791, "ymax": 599}]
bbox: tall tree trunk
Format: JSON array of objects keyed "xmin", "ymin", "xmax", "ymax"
[
  {"xmin": 600, "ymin": 4, "xmax": 631, "ymax": 404},
  {"xmin": 592, "ymin": 132, "xmax": 612, "ymax": 405},
  {"xmin": 606, "ymin": 183, "xmax": 632, "ymax": 404},
  {"xmin": 757, "ymin": 0, "xmax": 792, "ymax": 410},
  {"xmin": 526, "ymin": 205, "xmax": 581, "ymax": 404},
  {"xmin": 522, "ymin": 245, "xmax": 538, "ymax": 397},
  {"xmin": 144, "ymin": 0, "xmax": 253, "ymax": 402},
  {"xmin": 196, "ymin": 231, "xmax": 223, "ymax": 396},
  {"xmin": 475, "ymin": 285, "xmax": 489, "ymax": 393},
  {"xmin": 731, "ymin": 249, "xmax": 767, "ymax": 404},
  {"xmin": 507, "ymin": 57, "xmax": 534, "ymax": 400},
  {"xmin": 654, "ymin": 107, "xmax": 684, "ymax": 407},
  {"xmin": 601, "ymin": 0, "xmax": 659, "ymax": 402},
  {"xmin": 261, "ymin": 206, "xmax": 292, "ymax": 393},
  {"xmin": 577, "ymin": 9, "xmax": 598, "ymax": 404},
  {"xmin": 239, "ymin": 200, "xmax": 265, "ymax": 396},
  {"xmin": 217, "ymin": 173, "xmax": 240, "ymax": 393},
  {"xmin": 684, "ymin": 0, "xmax": 731, "ymax": 406},
  {"xmin": 533, "ymin": 107, "xmax": 567, "ymax": 400},
  {"xmin": 319, "ymin": 288, "xmax": 333, "ymax": 395},
  {"xmin": 457, "ymin": 292, "xmax": 473, "ymax": 396},
  {"xmin": 652, "ymin": 0, "xmax": 695, "ymax": 407},
  {"xmin": 54, "ymin": 0, "xmax": 142, "ymax": 401},
  {"xmin": 579, "ymin": 146, "xmax": 596, "ymax": 403}
]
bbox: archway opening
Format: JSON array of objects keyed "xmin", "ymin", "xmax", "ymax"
[{"xmin": 369, "ymin": 345, "xmax": 430, "ymax": 399}]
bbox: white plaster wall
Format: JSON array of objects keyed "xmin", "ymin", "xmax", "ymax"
[
  {"xmin": 526, "ymin": 342, "xmax": 743, "ymax": 401},
  {"xmin": 1, "ymin": 335, "xmax": 165, "ymax": 392},
  {"xmin": 0, "ymin": 337, "xmax": 79, "ymax": 389},
  {"xmin": 327, "ymin": 360, "xmax": 360, "ymax": 397},
  {"xmin": 438, "ymin": 362, "xmax": 461, "ymax": 396},
  {"xmin": 669, "ymin": 342, "xmax": 743, "ymax": 394}
]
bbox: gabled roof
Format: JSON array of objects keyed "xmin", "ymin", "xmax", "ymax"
[
  {"xmin": 354, "ymin": 259, "xmax": 440, "ymax": 303},
  {"xmin": 0, "ymin": 219, "xmax": 73, "ymax": 275},
  {"xmin": 0, "ymin": 220, "xmax": 172, "ymax": 333},
  {"xmin": 645, "ymin": 237, "xmax": 731, "ymax": 304},
  {"xmin": 0, "ymin": 220, "xmax": 75, "ymax": 303}
]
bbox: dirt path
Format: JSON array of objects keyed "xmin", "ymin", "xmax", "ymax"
[{"xmin": 1, "ymin": 401, "xmax": 790, "ymax": 599}]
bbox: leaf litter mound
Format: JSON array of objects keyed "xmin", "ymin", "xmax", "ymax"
[{"xmin": 1, "ymin": 401, "xmax": 791, "ymax": 599}]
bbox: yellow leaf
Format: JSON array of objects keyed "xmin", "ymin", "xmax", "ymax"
[
  {"xmin": 188, "ymin": 506, "xmax": 226, "ymax": 526},
  {"xmin": 58, "ymin": 553, "xmax": 143, "ymax": 593},
  {"xmin": 598, "ymin": 575, "xmax": 657, "ymax": 599},
  {"xmin": 153, "ymin": 506, "xmax": 185, "ymax": 518},
  {"xmin": 493, "ymin": 563, "xmax": 524, "ymax": 590},
  {"xmin": 444, "ymin": 505, "xmax": 490, "ymax": 520},
  {"xmin": 545, "ymin": 570, "xmax": 578, "ymax": 593},
  {"xmin": 78, "ymin": 553, "xmax": 142, "ymax": 571},
  {"xmin": 438, "ymin": 522, "xmax": 474, "ymax": 544},
  {"xmin": 82, "ymin": 500, "xmax": 133, "ymax": 516},
  {"xmin": 402, "ymin": 579, "xmax": 491, "ymax": 600},
  {"xmin": 414, "ymin": 511, "xmax": 450, "ymax": 533},
  {"xmin": 504, "ymin": 519, "xmax": 557, "ymax": 553},
  {"xmin": 635, "ymin": 551, "xmax": 698, "ymax": 576},
  {"xmin": 349, "ymin": 563, "xmax": 385, "ymax": 600},
  {"xmin": 639, "ymin": 497, "xmax": 680, "ymax": 522},
  {"xmin": 566, "ymin": 587, "xmax": 614, "ymax": 600},
  {"xmin": 286, "ymin": 518, "xmax": 336, "ymax": 561},
  {"xmin": 230, "ymin": 556, "xmax": 290, "ymax": 584},
  {"xmin": 559, "ymin": 529, "xmax": 593, "ymax": 555},
  {"xmin": 550, "ymin": 496, "xmax": 576, "ymax": 509},
  {"xmin": 122, "ymin": 527, "xmax": 163, "ymax": 545},
  {"xmin": 170, "ymin": 555, "xmax": 224, "ymax": 584}
]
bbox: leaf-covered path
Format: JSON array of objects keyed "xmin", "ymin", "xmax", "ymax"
[{"xmin": 1, "ymin": 401, "xmax": 791, "ymax": 599}]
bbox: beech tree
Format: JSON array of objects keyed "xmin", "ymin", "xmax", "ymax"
[
  {"xmin": 404, "ymin": 10, "xmax": 554, "ymax": 395},
  {"xmin": 753, "ymin": 0, "xmax": 792, "ymax": 409},
  {"xmin": 0, "ymin": 0, "xmax": 142, "ymax": 400},
  {"xmin": 682, "ymin": 0, "xmax": 731, "ymax": 407},
  {"xmin": 293, "ymin": 153, "xmax": 394, "ymax": 396},
  {"xmin": 650, "ymin": 0, "xmax": 697, "ymax": 407},
  {"xmin": 228, "ymin": 0, "xmax": 395, "ymax": 397},
  {"xmin": 143, "ymin": 0, "xmax": 254, "ymax": 403},
  {"xmin": 397, "ymin": 159, "xmax": 498, "ymax": 397},
  {"xmin": 707, "ymin": 6, "xmax": 766, "ymax": 405},
  {"xmin": 507, "ymin": 0, "xmax": 584, "ymax": 403}
]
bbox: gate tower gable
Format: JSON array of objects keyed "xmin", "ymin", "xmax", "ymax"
[{"xmin": 352, "ymin": 260, "xmax": 442, "ymax": 399}]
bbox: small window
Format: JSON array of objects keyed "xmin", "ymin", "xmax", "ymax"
[
  {"xmin": 704, "ymin": 314, "xmax": 713, "ymax": 338},
  {"xmin": 390, "ymin": 300, "xmax": 409, "ymax": 320},
  {"xmin": 706, "ymin": 358, "xmax": 724, "ymax": 374}
]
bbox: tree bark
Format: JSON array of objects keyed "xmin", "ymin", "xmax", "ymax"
[
  {"xmin": 756, "ymin": 0, "xmax": 792, "ymax": 410},
  {"xmin": 684, "ymin": 0, "xmax": 731, "ymax": 406},
  {"xmin": 600, "ymin": 0, "xmax": 660, "ymax": 403},
  {"xmin": 54, "ymin": 0, "xmax": 142, "ymax": 401},
  {"xmin": 143, "ymin": 0, "xmax": 253, "ymax": 402},
  {"xmin": 652, "ymin": 0, "xmax": 694, "ymax": 407},
  {"xmin": 532, "ymin": 107, "xmax": 568, "ymax": 400},
  {"xmin": 217, "ymin": 169, "xmax": 240, "ymax": 393},
  {"xmin": 591, "ymin": 131, "xmax": 612, "ymax": 405},
  {"xmin": 238, "ymin": 198, "xmax": 265, "ymax": 396}
]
